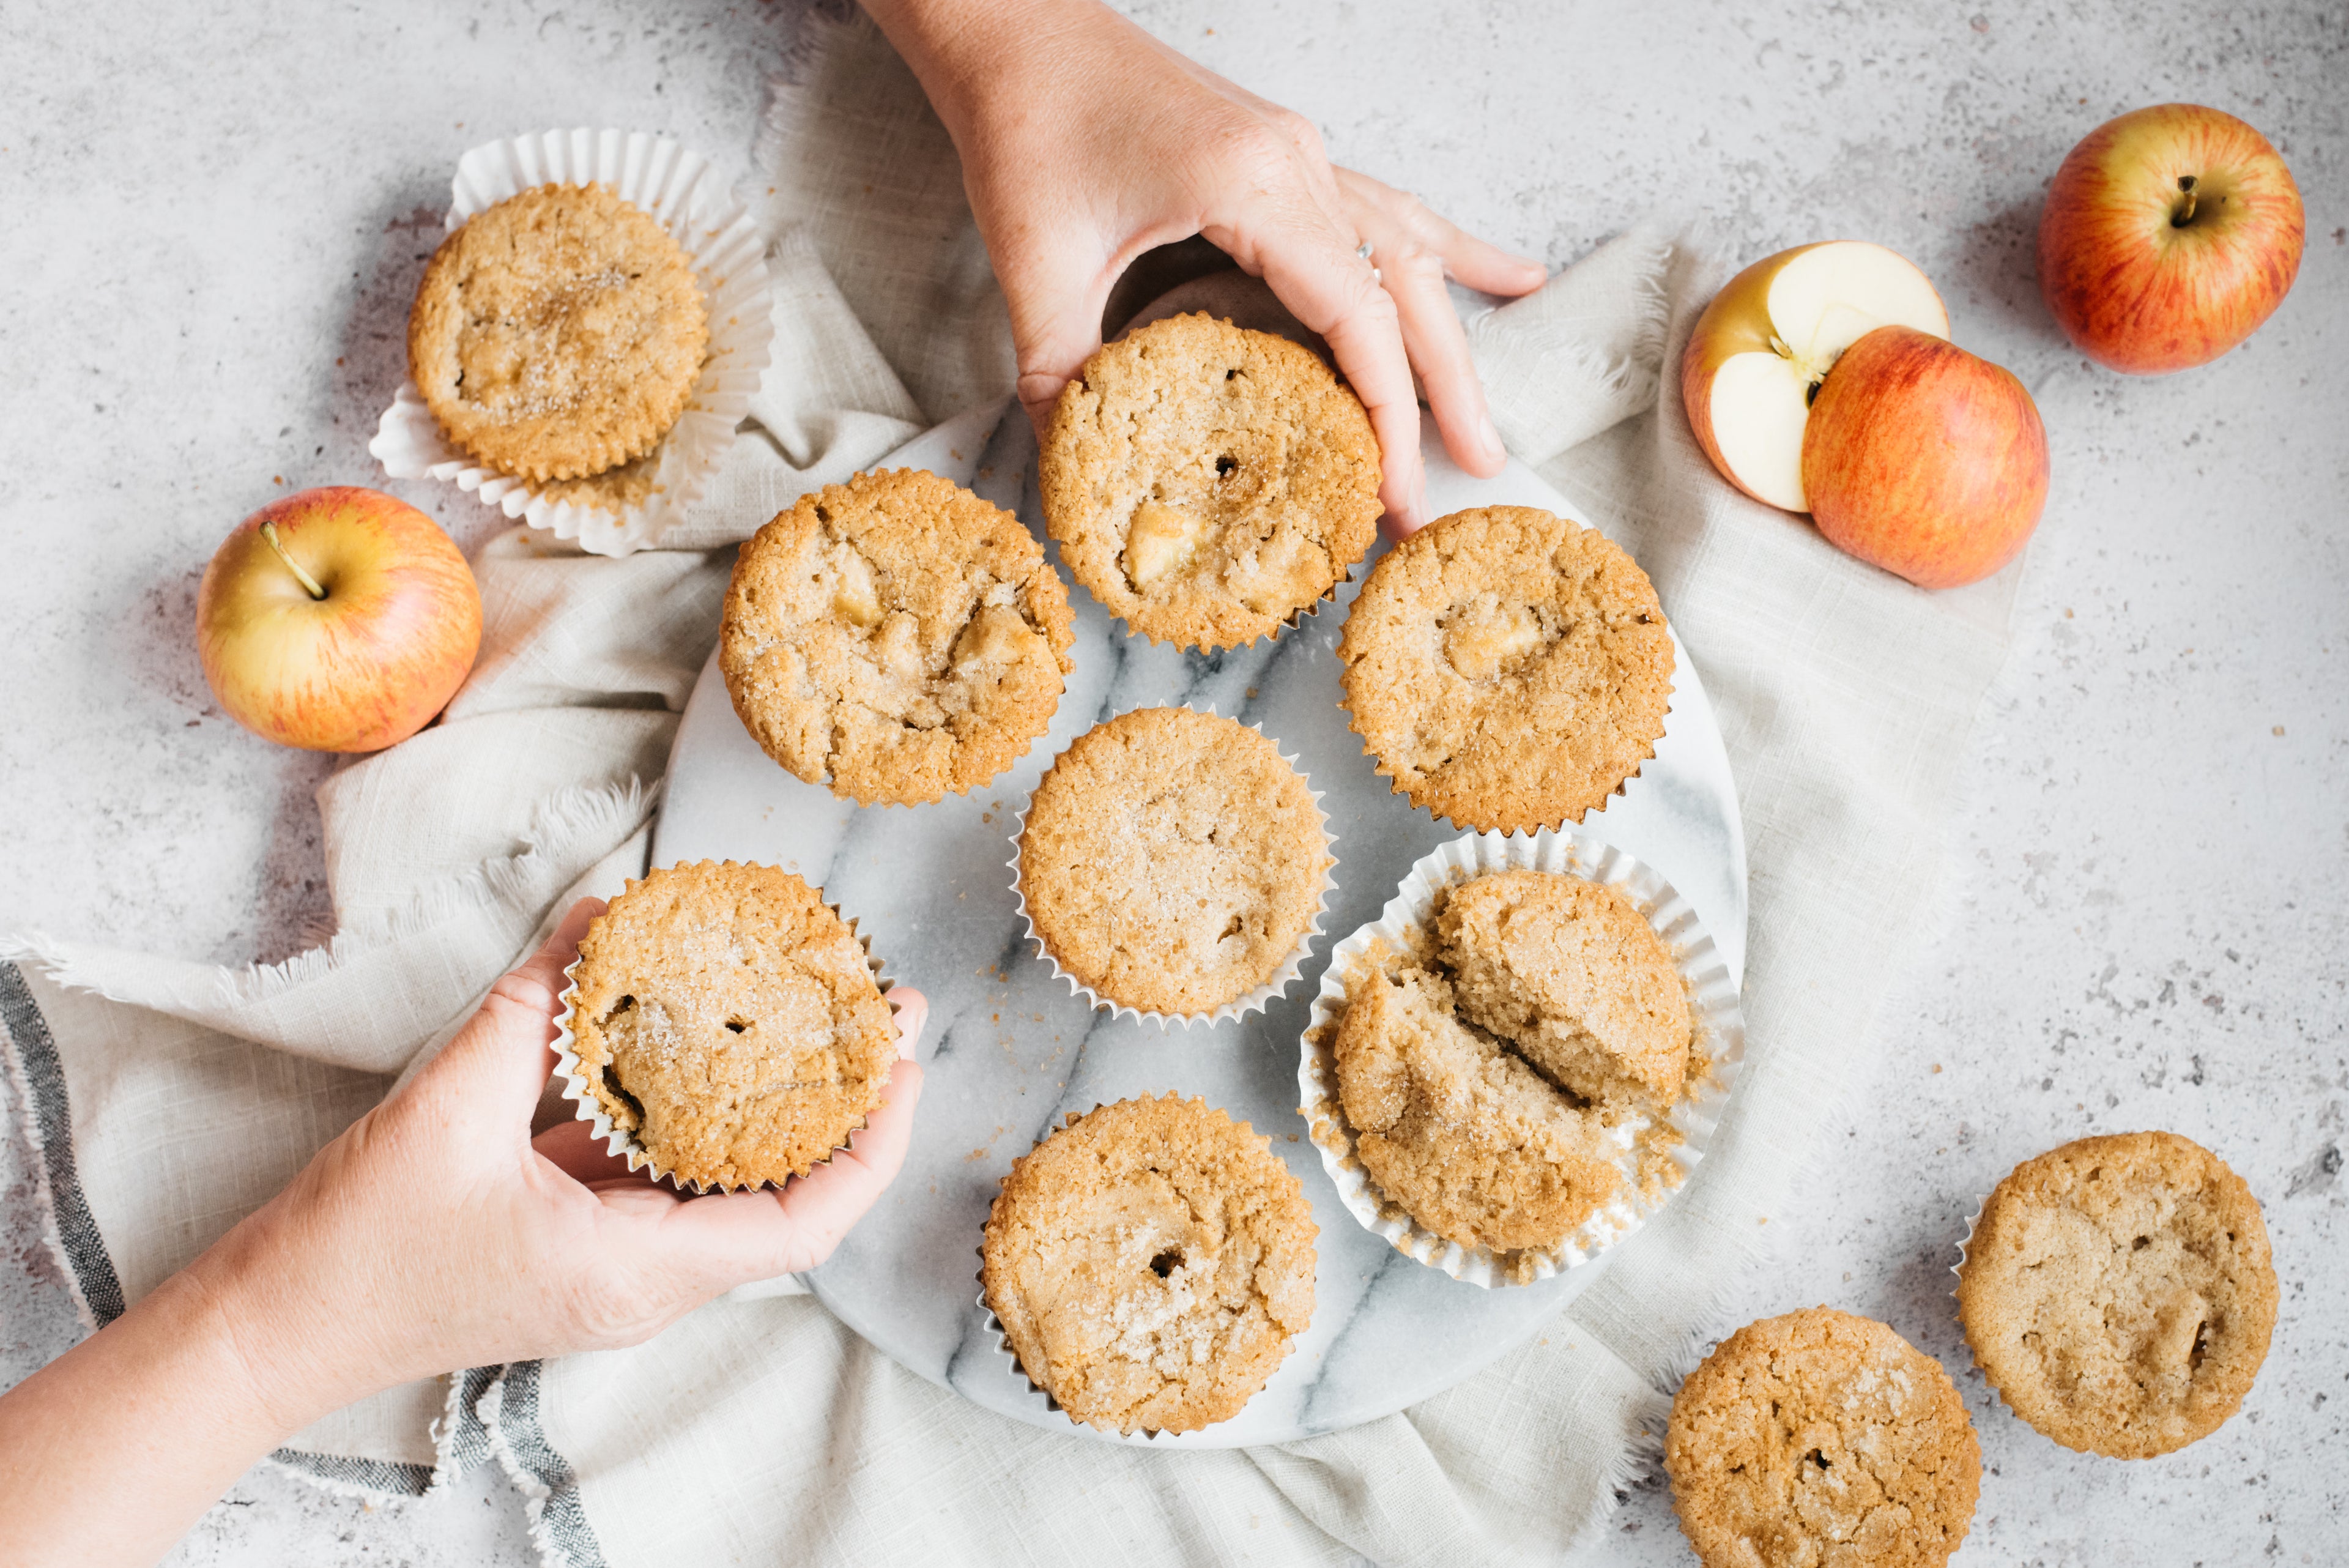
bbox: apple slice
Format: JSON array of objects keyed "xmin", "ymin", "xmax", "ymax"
[{"xmin": 1682, "ymin": 242, "xmax": 1950, "ymax": 511}]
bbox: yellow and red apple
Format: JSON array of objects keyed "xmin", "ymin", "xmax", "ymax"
[
  {"xmin": 1681, "ymin": 241, "xmax": 1950, "ymax": 512},
  {"xmin": 1802, "ymin": 326, "xmax": 2049, "ymax": 590},
  {"xmin": 2039, "ymin": 103, "xmax": 2304, "ymax": 375},
  {"xmin": 197, "ymin": 486, "xmax": 481, "ymax": 752}
]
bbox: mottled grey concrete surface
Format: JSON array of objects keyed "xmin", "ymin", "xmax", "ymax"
[{"xmin": 2, "ymin": 1, "xmax": 2342, "ymax": 1563}]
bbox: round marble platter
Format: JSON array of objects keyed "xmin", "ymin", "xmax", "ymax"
[{"xmin": 652, "ymin": 403, "xmax": 1749, "ymax": 1449}]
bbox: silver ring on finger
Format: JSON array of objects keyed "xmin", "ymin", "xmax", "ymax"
[{"xmin": 1354, "ymin": 239, "xmax": 1374, "ymax": 262}]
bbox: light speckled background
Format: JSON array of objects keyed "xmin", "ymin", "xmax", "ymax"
[{"xmin": 2, "ymin": 1, "xmax": 2342, "ymax": 1562}]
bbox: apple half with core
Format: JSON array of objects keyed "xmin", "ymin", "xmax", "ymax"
[
  {"xmin": 2038, "ymin": 103, "xmax": 2305, "ymax": 375},
  {"xmin": 1801, "ymin": 325, "xmax": 2049, "ymax": 590},
  {"xmin": 198, "ymin": 486, "xmax": 481, "ymax": 752},
  {"xmin": 1682, "ymin": 241, "xmax": 1950, "ymax": 511}
]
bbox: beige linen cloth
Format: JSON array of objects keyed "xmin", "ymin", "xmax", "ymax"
[{"xmin": 0, "ymin": 17, "xmax": 2015, "ymax": 1564}]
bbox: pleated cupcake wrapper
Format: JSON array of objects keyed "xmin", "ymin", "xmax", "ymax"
[
  {"xmin": 1116, "ymin": 560, "xmax": 1356, "ymax": 653},
  {"xmin": 1299, "ymin": 828, "xmax": 1746, "ymax": 1288},
  {"xmin": 369, "ymin": 128, "xmax": 774, "ymax": 557},
  {"xmin": 973, "ymin": 1100, "xmax": 1202, "ymax": 1442},
  {"xmin": 550, "ymin": 894, "xmax": 893, "ymax": 1195},
  {"xmin": 1007, "ymin": 707, "xmax": 1338, "ymax": 1030}
]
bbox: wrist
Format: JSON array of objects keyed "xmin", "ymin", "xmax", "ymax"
[{"xmin": 176, "ymin": 1209, "xmax": 387, "ymax": 1438}]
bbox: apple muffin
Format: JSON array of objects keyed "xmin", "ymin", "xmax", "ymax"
[
  {"xmin": 1017, "ymin": 707, "xmax": 1330, "ymax": 1017},
  {"xmin": 1338, "ymin": 505, "xmax": 1673, "ymax": 832},
  {"xmin": 565, "ymin": 861, "xmax": 897, "ymax": 1189},
  {"xmin": 721, "ymin": 469, "xmax": 1076, "ymax": 807},
  {"xmin": 409, "ymin": 182, "xmax": 708, "ymax": 483},
  {"xmin": 982, "ymin": 1095, "xmax": 1316, "ymax": 1435},
  {"xmin": 1955, "ymin": 1130, "xmax": 2277, "ymax": 1458},
  {"xmin": 1040, "ymin": 313, "xmax": 1381, "ymax": 650}
]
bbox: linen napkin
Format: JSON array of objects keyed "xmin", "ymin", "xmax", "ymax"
[{"xmin": 0, "ymin": 12, "xmax": 2014, "ymax": 1560}]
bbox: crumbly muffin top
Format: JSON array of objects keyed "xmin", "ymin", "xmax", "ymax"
[
  {"xmin": 1018, "ymin": 707, "xmax": 1329, "ymax": 1016},
  {"xmin": 721, "ymin": 469, "xmax": 1076, "ymax": 807},
  {"xmin": 1338, "ymin": 506, "xmax": 1674, "ymax": 831},
  {"xmin": 409, "ymin": 183, "xmax": 708, "ymax": 484},
  {"xmin": 981, "ymin": 1095, "xmax": 1317, "ymax": 1435},
  {"xmin": 1666, "ymin": 1308, "xmax": 1981, "ymax": 1568},
  {"xmin": 1438, "ymin": 869, "xmax": 1691, "ymax": 1104},
  {"xmin": 1040, "ymin": 313, "xmax": 1381, "ymax": 650},
  {"xmin": 1955, "ymin": 1130, "xmax": 2276, "ymax": 1458},
  {"xmin": 567, "ymin": 861, "xmax": 896, "ymax": 1189},
  {"xmin": 1334, "ymin": 959, "xmax": 1620, "ymax": 1254}
]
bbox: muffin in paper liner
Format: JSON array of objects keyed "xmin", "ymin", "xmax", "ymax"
[
  {"xmin": 550, "ymin": 879, "xmax": 895, "ymax": 1195},
  {"xmin": 970, "ymin": 1099, "xmax": 1311, "ymax": 1441},
  {"xmin": 1337, "ymin": 507, "xmax": 1677, "ymax": 838},
  {"xmin": 1111, "ymin": 562, "xmax": 1360, "ymax": 653},
  {"xmin": 1007, "ymin": 707, "xmax": 1338, "ymax": 1030},
  {"xmin": 369, "ymin": 128, "xmax": 774, "ymax": 557},
  {"xmin": 1299, "ymin": 827, "xmax": 1745, "ymax": 1287}
]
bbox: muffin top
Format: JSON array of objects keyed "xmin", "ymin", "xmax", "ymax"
[
  {"xmin": 566, "ymin": 861, "xmax": 896, "ymax": 1189},
  {"xmin": 1438, "ymin": 869, "xmax": 1691, "ymax": 1104},
  {"xmin": 721, "ymin": 469, "xmax": 1076, "ymax": 807},
  {"xmin": 409, "ymin": 183, "xmax": 708, "ymax": 483},
  {"xmin": 1666, "ymin": 1307, "xmax": 1981, "ymax": 1568},
  {"xmin": 1334, "ymin": 957, "xmax": 1620, "ymax": 1255},
  {"xmin": 981, "ymin": 1095, "xmax": 1317, "ymax": 1435},
  {"xmin": 1955, "ymin": 1130, "xmax": 2277, "ymax": 1458},
  {"xmin": 1018, "ymin": 707, "xmax": 1329, "ymax": 1016},
  {"xmin": 1338, "ymin": 505, "xmax": 1674, "ymax": 831},
  {"xmin": 1040, "ymin": 313, "xmax": 1381, "ymax": 650}
]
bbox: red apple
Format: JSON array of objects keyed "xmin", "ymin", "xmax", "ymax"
[
  {"xmin": 1800, "ymin": 326, "xmax": 2049, "ymax": 590},
  {"xmin": 2039, "ymin": 103, "xmax": 2305, "ymax": 374},
  {"xmin": 1682, "ymin": 240, "xmax": 1951, "ymax": 511},
  {"xmin": 197, "ymin": 486, "xmax": 481, "ymax": 752}
]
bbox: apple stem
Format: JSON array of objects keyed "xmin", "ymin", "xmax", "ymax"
[
  {"xmin": 2173, "ymin": 174, "xmax": 2199, "ymax": 228},
  {"xmin": 259, "ymin": 522, "xmax": 328, "ymax": 601}
]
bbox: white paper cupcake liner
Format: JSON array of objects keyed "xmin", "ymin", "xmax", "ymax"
[
  {"xmin": 369, "ymin": 128, "xmax": 774, "ymax": 557},
  {"xmin": 1007, "ymin": 707, "xmax": 1337, "ymax": 1030},
  {"xmin": 551, "ymin": 883, "xmax": 894, "ymax": 1194},
  {"xmin": 1299, "ymin": 828, "xmax": 1746, "ymax": 1287},
  {"xmin": 972, "ymin": 1206, "xmax": 1174, "ymax": 1443}
]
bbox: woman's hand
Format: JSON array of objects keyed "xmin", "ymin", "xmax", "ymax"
[
  {"xmin": 0, "ymin": 900, "xmax": 926, "ymax": 1567},
  {"xmin": 865, "ymin": 0, "xmax": 1548, "ymax": 533}
]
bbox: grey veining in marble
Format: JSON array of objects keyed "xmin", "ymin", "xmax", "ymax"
[{"xmin": 653, "ymin": 401, "xmax": 1750, "ymax": 1446}]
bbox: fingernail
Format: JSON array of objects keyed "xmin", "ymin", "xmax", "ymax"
[
  {"xmin": 1479, "ymin": 411, "xmax": 1505, "ymax": 465},
  {"xmin": 893, "ymin": 1001, "xmax": 924, "ymax": 1060},
  {"xmin": 1511, "ymin": 252, "xmax": 1546, "ymax": 275}
]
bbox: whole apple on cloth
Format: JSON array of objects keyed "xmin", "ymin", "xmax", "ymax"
[
  {"xmin": 197, "ymin": 486, "xmax": 481, "ymax": 752},
  {"xmin": 2039, "ymin": 102, "xmax": 2305, "ymax": 375},
  {"xmin": 1680, "ymin": 240, "xmax": 2049, "ymax": 590}
]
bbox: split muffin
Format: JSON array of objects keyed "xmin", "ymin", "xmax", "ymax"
[
  {"xmin": 566, "ymin": 861, "xmax": 897, "ymax": 1189},
  {"xmin": 1041, "ymin": 313, "xmax": 1381, "ymax": 650},
  {"xmin": 981, "ymin": 1095, "xmax": 1317, "ymax": 1435}
]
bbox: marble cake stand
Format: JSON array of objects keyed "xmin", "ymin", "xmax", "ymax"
[{"xmin": 652, "ymin": 403, "xmax": 1749, "ymax": 1448}]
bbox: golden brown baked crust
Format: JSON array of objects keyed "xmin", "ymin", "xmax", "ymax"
[
  {"xmin": 1666, "ymin": 1308, "xmax": 1981, "ymax": 1568},
  {"xmin": 981, "ymin": 1095, "xmax": 1316, "ymax": 1435},
  {"xmin": 1338, "ymin": 505, "xmax": 1674, "ymax": 831},
  {"xmin": 1039, "ymin": 313, "xmax": 1381, "ymax": 650},
  {"xmin": 1438, "ymin": 868, "xmax": 1690, "ymax": 1104},
  {"xmin": 409, "ymin": 183, "xmax": 708, "ymax": 483},
  {"xmin": 1018, "ymin": 707, "xmax": 1329, "ymax": 1016},
  {"xmin": 720, "ymin": 469, "xmax": 1076, "ymax": 807},
  {"xmin": 1955, "ymin": 1130, "xmax": 2277, "ymax": 1458},
  {"xmin": 568, "ymin": 861, "xmax": 896, "ymax": 1188}
]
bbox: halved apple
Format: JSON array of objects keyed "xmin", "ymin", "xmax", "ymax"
[{"xmin": 1681, "ymin": 242, "xmax": 1950, "ymax": 511}]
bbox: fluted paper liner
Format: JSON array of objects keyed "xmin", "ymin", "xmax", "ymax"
[
  {"xmin": 551, "ymin": 875, "xmax": 894, "ymax": 1194},
  {"xmin": 370, "ymin": 128, "xmax": 774, "ymax": 556},
  {"xmin": 1008, "ymin": 707, "xmax": 1337, "ymax": 1029},
  {"xmin": 1299, "ymin": 828, "xmax": 1746, "ymax": 1287}
]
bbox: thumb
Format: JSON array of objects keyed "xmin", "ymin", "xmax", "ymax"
[
  {"xmin": 420, "ymin": 897, "xmax": 604, "ymax": 1126},
  {"xmin": 999, "ymin": 241, "xmax": 1117, "ymax": 435}
]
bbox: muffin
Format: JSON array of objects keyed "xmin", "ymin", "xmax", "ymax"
[
  {"xmin": 409, "ymin": 182, "xmax": 708, "ymax": 483},
  {"xmin": 1330, "ymin": 869, "xmax": 1693, "ymax": 1258},
  {"xmin": 1955, "ymin": 1130, "xmax": 2277, "ymax": 1458},
  {"xmin": 1039, "ymin": 313, "xmax": 1381, "ymax": 650},
  {"xmin": 981, "ymin": 1095, "xmax": 1317, "ymax": 1435},
  {"xmin": 1666, "ymin": 1307, "xmax": 1980, "ymax": 1568},
  {"xmin": 1338, "ymin": 505, "xmax": 1674, "ymax": 831},
  {"xmin": 1017, "ymin": 707, "xmax": 1329, "ymax": 1017},
  {"xmin": 565, "ymin": 861, "xmax": 896, "ymax": 1189},
  {"xmin": 721, "ymin": 469, "xmax": 1076, "ymax": 807}
]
